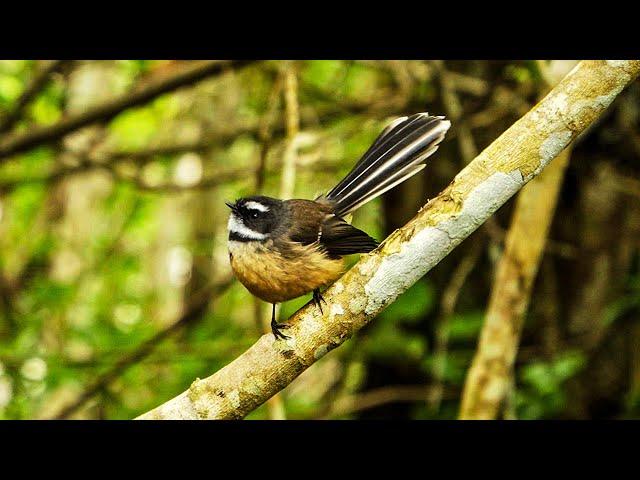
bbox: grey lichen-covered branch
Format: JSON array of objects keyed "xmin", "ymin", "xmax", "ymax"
[{"xmin": 137, "ymin": 60, "xmax": 640, "ymax": 420}]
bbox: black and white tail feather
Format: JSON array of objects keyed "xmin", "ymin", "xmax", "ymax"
[{"xmin": 321, "ymin": 113, "xmax": 451, "ymax": 218}]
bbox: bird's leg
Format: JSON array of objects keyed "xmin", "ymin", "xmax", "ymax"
[
  {"xmin": 270, "ymin": 303, "xmax": 290, "ymax": 340},
  {"xmin": 312, "ymin": 289, "xmax": 327, "ymax": 315}
]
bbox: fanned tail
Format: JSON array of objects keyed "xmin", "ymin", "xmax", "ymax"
[{"xmin": 321, "ymin": 113, "xmax": 450, "ymax": 217}]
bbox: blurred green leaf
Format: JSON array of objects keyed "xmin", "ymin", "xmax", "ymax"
[
  {"xmin": 301, "ymin": 60, "xmax": 346, "ymax": 94},
  {"xmin": 29, "ymin": 95, "xmax": 62, "ymax": 125},
  {"xmin": 379, "ymin": 279, "xmax": 436, "ymax": 325},
  {"xmin": 445, "ymin": 311, "xmax": 485, "ymax": 341},
  {"xmin": 0, "ymin": 74, "xmax": 24, "ymax": 104},
  {"xmin": 109, "ymin": 107, "xmax": 159, "ymax": 149}
]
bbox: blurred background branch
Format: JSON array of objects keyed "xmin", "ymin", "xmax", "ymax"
[
  {"xmin": 0, "ymin": 60, "xmax": 69, "ymax": 135},
  {"xmin": 0, "ymin": 60, "xmax": 255, "ymax": 161}
]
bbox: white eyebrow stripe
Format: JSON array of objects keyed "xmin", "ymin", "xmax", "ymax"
[
  {"xmin": 227, "ymin": 214, "xmax": 268, "ymax": 240},
  {"xmin": 244, "ymin": 201, "xmax": 269, "ymax": 212}
]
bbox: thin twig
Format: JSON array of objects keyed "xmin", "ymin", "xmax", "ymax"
[
  {"xmin": 279, "ymin": 62, "xmax": 300, "ymax": 200},
  {"xmin": 447, "ymin": 71, "xmax": 490, "ymax": 97},
  {"xmin": 255, "ymin": 73, "xmax": 284, "ymax": 192},
  {"xmin": 431, "ymin": 60, "xmax": 478, "ymax": 164},
  {"xmin": 322, "ymin": 385, "xmax": 455, "ymax": 419}
]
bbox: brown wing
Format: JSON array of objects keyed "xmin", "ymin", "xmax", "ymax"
[
  {"xmin": 318, "ymin": 216, "xmax": 379, "ymax": 258},
  {"xmin": 285, "ymin": 199, "xmax": 331, "ymax": 249},
  {"xmin": 285, "ymin": 199, "xmax": 378, "ymax": 258}
]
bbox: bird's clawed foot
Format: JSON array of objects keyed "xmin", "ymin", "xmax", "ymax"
[
  {"xmin": 313, "ymin": 289, "xmax": 327, "ymax": 315},
  {"xmin": 271, "ymin": 318, "xmax": 290, "ymax": 340}
]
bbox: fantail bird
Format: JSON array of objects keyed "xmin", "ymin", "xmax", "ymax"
[{"xmin": 226, "ymin": 113, "xmax": 451, "ymax": 339}]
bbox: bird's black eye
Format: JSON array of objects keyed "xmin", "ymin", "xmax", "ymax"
[{"xmin": 251, "ymin": 211, "xmax": 259, "ymax": 219}]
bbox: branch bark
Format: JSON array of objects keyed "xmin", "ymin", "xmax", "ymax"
[
  {"xmin": 137, "ymin": 60, "xmax": 640, "ymax": 420},
  {"xmin": 0, "ymin": 60, "xmax": 255, "ymax": 162}
]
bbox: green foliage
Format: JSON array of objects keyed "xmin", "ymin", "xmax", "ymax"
[
  {"xmin": 380, "ymin": 280, "xmax": 436, "ymax": 324},
  {"xmin": 422, "ymin": 349, "xmax": 475, "ymax": 386},
  {"xmin": 0, "ymin": 73, "xmax": 24, "ymax": 105},
  {"xmin": 361, "ymin": 281, "xmax": 435, "ymax": 363},
  {"xmin": 504, "ymin": 63, "xmax": 535, "ymax": 85},
  {"xmin": 28, "ymin": 86, "xmax": 63, "ymax": 125},
  {"xmin": 342, "ymin": 64, "xmax": 387, "ymax": 101},
  {"xmin": 516, "ymin": 351, "xmax": 586, "ymax": 419},
  {"xmin": 301, "ymin": 60, "xmax": 347, "ymax": 95},
  {"xmin": 109, "ymin": 107, "xmax": 159, "ymax": 149}
]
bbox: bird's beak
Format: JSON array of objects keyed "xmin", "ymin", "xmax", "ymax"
[{"xmin": 225, "ymin": 201, "xmax": 237, "ymax": 212}]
